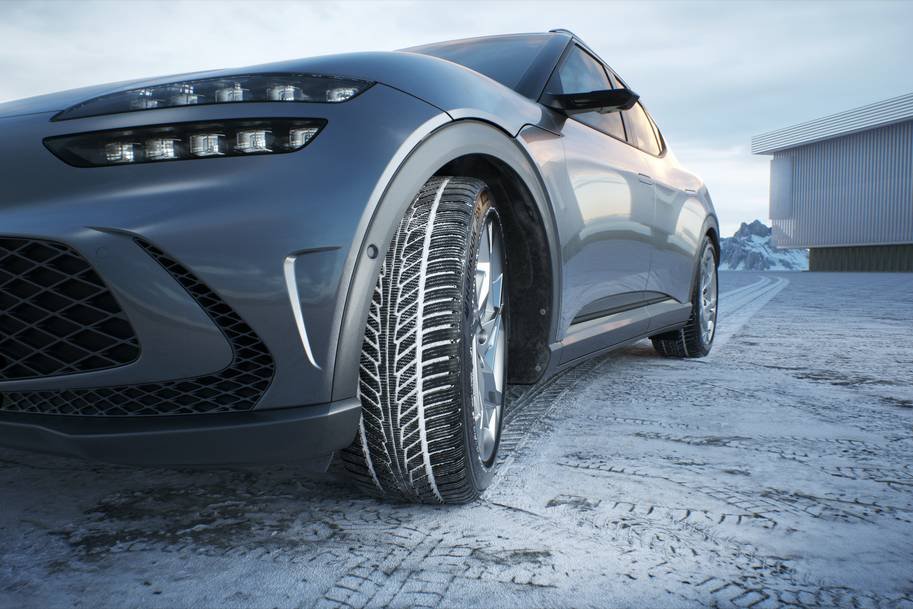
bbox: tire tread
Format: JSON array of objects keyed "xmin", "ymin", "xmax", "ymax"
[{"xmin": 342, "ymin": 177, "xmax": 488, "ymax": 503}]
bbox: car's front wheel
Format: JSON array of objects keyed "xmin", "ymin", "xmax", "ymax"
[{"xmin": 342, "ymin": 176, "xmax": 507, "ymax": 503}]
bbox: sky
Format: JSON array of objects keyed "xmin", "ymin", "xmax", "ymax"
[{"xmin": 2, "ymin": 0, "xmax": 912, "ymax": 237}]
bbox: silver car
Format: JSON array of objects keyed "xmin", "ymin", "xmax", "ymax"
[{"xmin": 0, "ymin": 30, "xmax": 719, "ymax": 503}]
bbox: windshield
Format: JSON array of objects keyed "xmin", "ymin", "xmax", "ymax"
[{"xmin": 404, "ymin": 34, "xmax": 554, "ymax": 91}]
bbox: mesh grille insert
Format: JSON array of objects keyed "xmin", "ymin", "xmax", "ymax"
[
  {"xmin": 0, "ymin": 237, "xmax": 140, "ymax": 381},
  {"xmin": 0, "ymin": 239, "xmax": 275, "ymax": 416}
]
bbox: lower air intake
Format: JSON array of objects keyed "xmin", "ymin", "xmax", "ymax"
[
  {"xmin": 0, "ymin": 239, "xmax": 275, "ymax": 416},
  {"xmin": 0, "ymin": 237, "xmax": 140, "ymax": 381}
]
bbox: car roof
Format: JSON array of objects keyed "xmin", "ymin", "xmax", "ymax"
[{"xmin": 398, "ymin": 31, "xmax": 570, "ymax": 53}]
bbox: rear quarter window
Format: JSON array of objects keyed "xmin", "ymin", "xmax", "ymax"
[{"xmin": 623, "ymin": 102, "xmax": 662, "ymax": 155}]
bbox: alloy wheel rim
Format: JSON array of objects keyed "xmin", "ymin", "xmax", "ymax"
[
  {"xmin": 470, "ymin": 213, "xmax": 506, "ymax": 465},
  {"xmin": 699, "ymin": 246, "xmax": 717, "ymax": 344}
]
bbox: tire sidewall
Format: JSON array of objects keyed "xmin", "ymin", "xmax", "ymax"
[{"xmin": 459, "ymin": 192, "xmax": 507, "ymax": 491}]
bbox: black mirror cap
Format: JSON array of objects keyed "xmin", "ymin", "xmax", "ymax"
[{"xmin": 541, "ymin": 88, "xmax": 640, "ymax": 115}]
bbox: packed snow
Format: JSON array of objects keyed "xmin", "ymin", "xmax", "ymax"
[
  {"xmin": 720, "ymin": 220, "xmax": 809, "ymax": 271},
  {"xmin": 2, "ymin": 272, "xmax": 912, "ymax": 609}
]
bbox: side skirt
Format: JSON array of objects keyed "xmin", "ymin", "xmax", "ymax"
[{"xmin": 543, "ymin": 298, "xmax": 691, "ymax": 378}]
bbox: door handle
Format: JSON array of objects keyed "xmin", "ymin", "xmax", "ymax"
[{"xmin": 638, "ymin": 173, "xmax": 653, "ymax": 185}]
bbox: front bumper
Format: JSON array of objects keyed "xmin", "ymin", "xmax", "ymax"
[
  {"xmin": 0, "ymin": 398, "xmax": 361, "ymax": 466},
  {"xmin": 0, "ymin": 84, "xmax": 445, "ymax": 460}
]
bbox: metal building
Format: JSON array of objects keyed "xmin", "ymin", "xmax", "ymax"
[{"xmin": 752, "ymin": 93, "xmax": 913, "ymax": 271}]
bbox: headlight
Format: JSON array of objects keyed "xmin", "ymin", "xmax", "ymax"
[
  {"xmin": 53, "ymin": 73, "xmax": 372, "ymax": 121},
  {"xmin": 44, "ymin": 118, "xmax": 326, "ymax": 167}
]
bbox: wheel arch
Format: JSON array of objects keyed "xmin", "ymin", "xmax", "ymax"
[
  {"xmin": 435, "ymin": 152, "xmax": 555, "ymax": 384},
  {"xmin": 331, "ymin": 119, "xmax": 561, "ymax": 401},
  {"xmin": 704, "ymin": 220, "xmax": 721, "ymax": 263},
  {"xmin": 685, "ymin": 215, "xmax": 722, "ymax": 307}
]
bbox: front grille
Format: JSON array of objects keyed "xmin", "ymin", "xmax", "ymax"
[
  {"xmin": 0, "ymin": 238, "xmax": 140, "ymax": 381},
  {"xmin": 0, "ymin": 240, "xmax": 275, "ymax": 417}
]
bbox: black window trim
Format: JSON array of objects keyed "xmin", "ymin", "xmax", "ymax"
[{"xmin": 539, "ymin": 39, "xmax": 667, "ymax": 159}]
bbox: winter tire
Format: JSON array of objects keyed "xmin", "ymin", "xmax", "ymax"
[
  {"xmin": 651, "ymin": 236, "xmax": 718, "ymax": 358},
  {"xmin": 342, "ymin": 176, "xmax": 508, "ymax": 503}
]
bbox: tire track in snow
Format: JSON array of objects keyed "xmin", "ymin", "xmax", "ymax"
[
  {"xmin": 323, "ymin": 275, "xmax": 795, "ymax": 604},
  {"xmin": 712, "ymin": 276, "xmax": 789, "ymax": 351},
  {"xmin": 318, "ymin": 277, "xmax": 793, "ymax": 607},
  {"xmin": 498, "ymin": 276, "xmax": 787, "ymax": 463}
]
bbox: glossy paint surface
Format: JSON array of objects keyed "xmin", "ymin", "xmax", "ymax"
[
  {"xmin": 522, "ymin": 118, "xmax": 656, "ymax": 334},
  {"xmin": 645, "ymin": 151, "xmax": 711, "ymax": 304},
  {"xmin": 0, "ymin": 32, "xmax": 717, "ymax": 426}
]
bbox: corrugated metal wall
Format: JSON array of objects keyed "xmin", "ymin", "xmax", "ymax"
[
  {"xmin": 810, "ymin": 245, "xmax": 913, "ymax": 271},
  {"xmin": 770, "ymin": 120, "xmax": 913, "ymax": 248}
]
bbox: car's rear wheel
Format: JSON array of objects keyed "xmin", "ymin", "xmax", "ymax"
[
  {"xmin": 651, "ymin": 236, "xmax": 718, "ymax": 358},
  {"xmin": 342, "ymin": 176, "xmax": 507, "ymax": 503}
]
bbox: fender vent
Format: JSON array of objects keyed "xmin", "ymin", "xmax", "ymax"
[{"xmin": 0, "ymin": 239, "xmax": 275, "ymax": 416}]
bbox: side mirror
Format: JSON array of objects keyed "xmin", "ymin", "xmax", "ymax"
[{"xmin": 541, "ymin": 88, "xmax": 639, "ymax": 115}]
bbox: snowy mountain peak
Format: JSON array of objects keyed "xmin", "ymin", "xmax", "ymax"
[
  {"xmin": 719, "ymin": 220, "xmax": 808, "ymax": 271},
  {"xmin": 734, "ymin": 219, "xmax": 772, "ymax": 240}
]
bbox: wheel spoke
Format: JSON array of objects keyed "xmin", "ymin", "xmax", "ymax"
[
  {"xmin": 471, "ymin": 211, "xmax": 506, "ymax": 464},
  {"xmin": 476, "ymin": 266, "xmax": 490, "ymax": 319},
  {"xmin": 697, "ymin": 246, "xmax": 718, "ymax": 344},
  {"xmin": 489, "ymin": 273, "xmax": 503, "ymax": 317}
]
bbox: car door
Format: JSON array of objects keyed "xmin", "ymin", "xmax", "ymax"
[
  {"xmin": 622, "ymin": 101, "xmax": 706, "ymax": 307},
  {"xmin": 546, "ymin": 45, "xmax": 656, "ymax": 336}
]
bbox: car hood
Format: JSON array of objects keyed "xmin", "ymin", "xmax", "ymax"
[{"xmin": 0, "ymin": 52, "xmax": 544, "ymax": 136}]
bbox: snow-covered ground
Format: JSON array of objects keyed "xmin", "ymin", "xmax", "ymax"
[{"xmin": 2, "ymin": 272, "xmax": 912, "ymax": 609}]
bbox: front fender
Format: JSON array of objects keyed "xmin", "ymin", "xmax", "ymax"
[{"xmin": 331, "ymin": 120, "xmax": 561, "ymax": 401}]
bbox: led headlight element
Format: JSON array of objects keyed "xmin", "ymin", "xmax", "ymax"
[
  {"xmin": 171, "ymin": 84, "xmax": 201, "ymax": 106},
  {"xmin": 215, "ymin": 83, "xmax": 248, "ymax": 102},
  {"xmin": 145, "ymin": 137, "xmax": 181, "ymax": 161},
  {"xmin": 267, "ymin": 85, "xmax": 302, "ymax": 101},
  {"xmin": 289, "ymin": 127, "xmax": 319, "ymax": 149},
  {"xmin": 54, "ymin": 73, "xmax": 372, "ymax": 120},
  {"xmin": 190, "ymin": 133, "xmax": 226, "ymax": 157},
  {"xmin": 105, "ymin": 142, "xmax": 140, "ymax": 163},
  {"xmin": 236, "ymin": 130, "xmax": 272, "ymax": 153},
  {"xmin": 44, "ymin": 118, "xmax": 325, "ymax": 167},
  {"xmin": 327, "ymin": 87, "xmax": 360, "ymax": 102},
  {"xmin": 130, "ymin": 89, "xmax": 159, "ymax": 110}
]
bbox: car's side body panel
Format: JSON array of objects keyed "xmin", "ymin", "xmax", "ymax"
[
  {"xmin": 555, "ymin": 118, "xmax": 655, "ymax": 331},
  {"xmin": 646, "ymin": 154, "xmax": 717, "ymax": 304},
  {"xmin": 518, "ymin": 121, "xmax": 655, "ymax": 334},
  {"xmin": 511, "ymin": 32, "xmax": 718, "ymax": 364}
]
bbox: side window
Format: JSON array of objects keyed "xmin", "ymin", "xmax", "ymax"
[
  {"xmin": 609, "ymin": 70, "xmax": 628, "ymax": 89},
  {"xmin": 623, "ymin": 102, "xmax": 661, "ymax": 155},
  {"xmin": 606, "ymin": 70, "xmax": 624, "ymax": 90},
  {"xmin": 545, "ymin": 46, "xmax": 625, "ymax": 140},
  {"xmin": 648, "ymin": 113, "xmax": 665, "ymax": 152}
]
